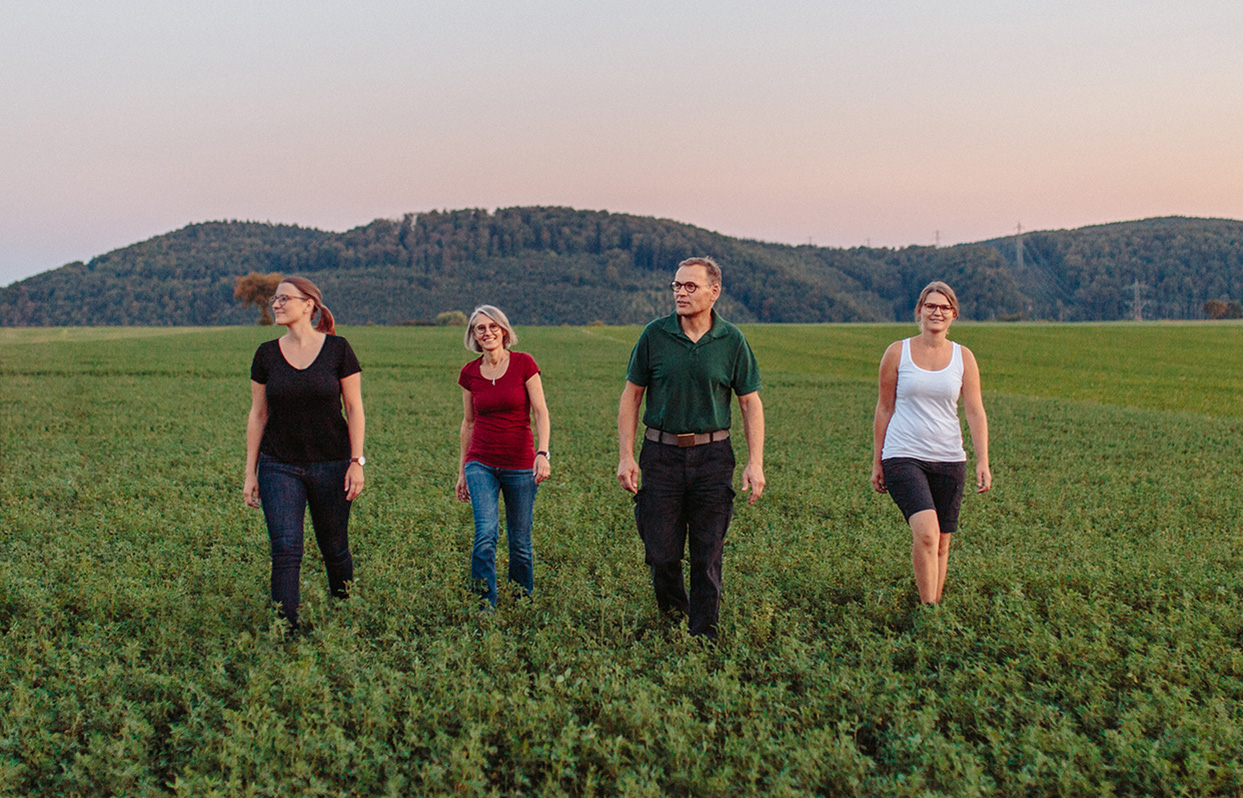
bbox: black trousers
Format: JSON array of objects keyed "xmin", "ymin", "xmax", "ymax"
[{"xmin": 634, "ymin": 438, "xmax": 735, "ymax": 638}]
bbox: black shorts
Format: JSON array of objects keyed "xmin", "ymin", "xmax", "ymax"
[{"xmin": 881, "ymin": 458, "xmax": 966, "ymax": 535}]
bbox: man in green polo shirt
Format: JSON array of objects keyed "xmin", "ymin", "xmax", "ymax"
[{"xmin": 617, "ymin": 256, "xmax": 766, "ymax": 640}]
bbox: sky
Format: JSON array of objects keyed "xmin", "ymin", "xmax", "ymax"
[{"xmin": 2, "ymin": 0, "xmax": 1241, "ymax": 286}]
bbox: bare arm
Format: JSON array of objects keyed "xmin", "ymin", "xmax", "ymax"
[
  {"xmin": 341, "ymin": 372, "xmax": 366, "ymax": 501},
  {"xmin": 737, "ymin": 391, "xmax": 765, "ymax": 504},
  {"xmin": 526, "ymin": 373, "xmax": 552, "ymax": 484},
  {"xmin": 456, "ymin": 387, "xmax": 475, "ymax": 502},
  {"xmin": 616, "ymin": 381, "xmax": 645, "ymax": 494},
  {"xmin": 872, "ymin": 342, "xmax": 901, "ymax": 493},
  {"xmin": 960, "ymin": 346, "xmax": 992, "ymax": 493},
  {"xmin": 243, "ymin": 380, "xmax": 269, "ymax": 508}
]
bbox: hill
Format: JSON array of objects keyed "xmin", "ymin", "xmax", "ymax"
[
  {"xmin": 2, "ymin": 208, "xmax": 1241, "ymax": 325},
  {"xmin": 976, "ymin": 216, "xmax": 1243, "ymax": 320}
]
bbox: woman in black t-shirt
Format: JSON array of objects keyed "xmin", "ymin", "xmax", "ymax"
[{"xmin": 244, "ymin": 277, "xmax": 366, "ymax": 632}]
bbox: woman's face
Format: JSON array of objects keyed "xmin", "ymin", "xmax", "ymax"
[
  {"xmin": 472, "ymin": 314, "xmax": 506, "ymax": 352},
  {"xmin": 918, "ymin": 291, "xmax": 957, "ymax": 329},
  {"xmin": 272, "ymin": 282, "xmax": 314, "ymax": 326}
]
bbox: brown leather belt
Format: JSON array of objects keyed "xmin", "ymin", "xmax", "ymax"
[{"xmin": 645, "ymin": 427, "xmax": 730, "ymax": 448}]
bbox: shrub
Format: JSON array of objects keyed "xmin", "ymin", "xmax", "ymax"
[{"xmin": 435, "ymin": 310, "xmax": 468, "ymax": 326}]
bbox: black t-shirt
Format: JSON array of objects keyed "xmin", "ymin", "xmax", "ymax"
[{"xmin": 250, "ymin": 335, "xmax": 362, "ymax": 464}]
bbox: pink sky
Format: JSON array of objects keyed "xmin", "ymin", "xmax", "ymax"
[{"xmin": 3, "ymin": 0, "xmax": 1241, "ymax": 285}]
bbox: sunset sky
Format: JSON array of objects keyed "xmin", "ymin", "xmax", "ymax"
[{"xmin": 2, "ymin": 0, "xmax": 1241, "ymax": 286}]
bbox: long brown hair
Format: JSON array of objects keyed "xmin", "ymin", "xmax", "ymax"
[{"xmin": 280, "ymin": 276, "xmax": 336, "ymax": 334}]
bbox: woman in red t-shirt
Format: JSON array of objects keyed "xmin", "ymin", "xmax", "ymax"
[{"xmin": 455, "ymin": 305, "xmax": 551, "ymax": 606}]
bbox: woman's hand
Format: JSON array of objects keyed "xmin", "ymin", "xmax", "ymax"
[
  {"xmin": 533, "ymin": 453, "xmax": 551, "ymax": 485},
  {"xmin": 871, "ymin": 461, "xmax": 887, "ymax": 493},
  {"xmin": 243, "ymin": 473, "xmax": 261, "ymax": 508},
  {"xmin": 455, "ymin": 473, "xmax": 470, "ymax": 502},
  {"xmin": 976, "ymin": 462, "xmax": 992, "ymax": 494},
  {"xmin": 345, "ymin": 463, "xmax": 365, "ymax": 501}
]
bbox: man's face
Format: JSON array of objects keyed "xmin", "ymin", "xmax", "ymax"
[{"xmin": 672, "ymin": 265, "xmax": 720, "ymax": 317}]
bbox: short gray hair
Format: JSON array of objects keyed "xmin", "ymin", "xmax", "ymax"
[
  {"xmin": 464, "ymin": 305, "xmax": 517, "ymax": 352},
  {"xmin": 677, "ymin": 256, "xmax": 722, "ymax": 285}
]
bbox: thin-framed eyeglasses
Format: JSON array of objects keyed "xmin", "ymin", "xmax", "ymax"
[
  {"xmin": 923, "ymin": 302, "xmax": 954, "ymax": 315},
  {"xmin": 270, "ymin": 294, "xmax": 310, "ymax": 307},
  {"xmin": 473, "ymin": 322, "xmax": 503, "ymax": 336},
  {"xmin": 670, "ymin": 281, "xmax": 703, "ymax": 294}
]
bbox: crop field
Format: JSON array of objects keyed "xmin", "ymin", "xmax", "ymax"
[{"xmin": 2, "ymin": 321, "xmax": 1242, "ymax": 796}]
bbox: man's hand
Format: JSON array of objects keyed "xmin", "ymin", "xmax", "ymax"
[
  {"xmin": 617, "ymin": 455, "xmax": 640, "ymax": 494},
  {"xmin": 741, "ymin": 462, "xmax": 765, "ymax": 504}
]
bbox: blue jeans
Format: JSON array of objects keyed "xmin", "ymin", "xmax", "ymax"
[
  {"xmin": 463, "ymin": 460, "xmax": 537, "ymax": 606},
  {"xmin": 257, "ymin": 455, "xmax": 354, "ymax": 628}
]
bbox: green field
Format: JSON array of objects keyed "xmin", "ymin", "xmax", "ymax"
[{"xmin": 2, "ymin": 322, "xmax": 1242, "ymax": 796}]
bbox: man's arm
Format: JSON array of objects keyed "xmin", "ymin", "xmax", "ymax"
[
  {"xmin": 617, "ymin": 381, "xmax": 645, "ymax": 494},
  {"xmin": 737, "ymin": 391, "xmax": 765, "ymax": 504}
]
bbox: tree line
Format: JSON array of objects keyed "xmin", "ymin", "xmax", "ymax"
[{"xmin": 2, "ymin": 209, "xmax": 1242, "ymax": 326}]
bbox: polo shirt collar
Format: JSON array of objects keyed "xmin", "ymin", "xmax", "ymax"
[{"xmin": 661, "ymin": 309, "xmax": 728, "ymax": 343}]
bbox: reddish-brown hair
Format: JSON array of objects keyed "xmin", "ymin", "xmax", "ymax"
[{"xmin": 280, "ymin": 276, "xmax": 336, "ymax": 334}]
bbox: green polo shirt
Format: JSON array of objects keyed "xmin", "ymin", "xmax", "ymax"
[{"xmin": 626, "ymin": 311, "xmax": 763, "ymax": 434}]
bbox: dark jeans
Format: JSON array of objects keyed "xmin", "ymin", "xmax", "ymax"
[
  {"xmin": 257, "ymin": 455, "xmax": 354, "ymax": 628},
  {"xmin": 463, "ymin": 460, "xmax": 537, "ymax": 606},
  {"xmin": 634, "ymin": 438, "xmax": 735, "ymax": 638}
]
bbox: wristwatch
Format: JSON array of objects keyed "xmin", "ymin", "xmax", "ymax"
[
  {"xmin": 535, "ymin": 451, "xmax": 550, "ymax": 461},
  {"xmin": 350, "ymin": 456, "xmax": 366, "ymax": 466}
]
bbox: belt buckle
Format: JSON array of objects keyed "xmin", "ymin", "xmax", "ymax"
[{"xmin": 676, "ymin": 433, "xmax": 696, "ymax": 448}]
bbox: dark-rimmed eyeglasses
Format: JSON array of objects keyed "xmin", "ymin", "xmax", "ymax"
[
  {"xmin": 923, "ymin": 302, "xmax": 954, "ymax": 314},
  {"xmin": 670, "ymin": 281, "xmax": 703, "ymax": 294},
  {"xmin": 269, "ymin": 294, "xmax": 310, "ymax": 307}
]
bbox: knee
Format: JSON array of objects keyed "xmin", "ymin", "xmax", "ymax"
[
  {"xmin": 270, "ymin": 537, "xmax": 303, "ymax": 565},
  {"xmin": 322, "ymin": 545, "xmax": 352, "ymax": 567},
  {"xmin": 472, "ymin": 535, "xmax": 497, "ymax": 557},
  {"xmin": 911, "ymin": 527, "xmax": 940, "ymax": 552}
]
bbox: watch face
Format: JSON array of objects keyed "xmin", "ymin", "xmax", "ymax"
[{"xmin": 354, "ymin": 456, "xmax": 366, "ymax": 466}]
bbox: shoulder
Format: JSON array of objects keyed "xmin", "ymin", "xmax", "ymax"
[
  {"xmin": 881, "ymin": 340, "xmax": 904, "ymax": 360},
  {"xmin": 713, "ymin": 317, "xmax": 755, "ymax": 355},
  {"xmin": 252, "ymin": 338, "xmax": 281, "ymax": 363},
  {"xmin": 327, "ymin": 335, "xmax": 361, "ymax": 373},
  {"xmin": 958, "ymin": 343, "xmax": 978, "ymax": 368},
  {"xmin": 321, "ymin": 334, "xmax": 352, "ymax": 355},
  {"xmin": 514, "ymin": 351, "xmax": 540, "ymax": 375},
  {"xmin": 638, "ymin": 316, "xmax": 671, "ymax": 340},
  {"xmin": 459, "ymin": 357, "xmax": 482, "ymax": 378}
]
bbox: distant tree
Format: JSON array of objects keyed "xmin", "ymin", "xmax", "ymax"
[
  {"xmin": 234, "ymin": 271, "xmax": 284, "ymax": 325},
  {"xmin": 1204, "ymin": 299, "xmax": 1243, "ymax": 319},
  {"xmin": 435, "ymin": 310, "xmax": 468, "ymax": 326}
]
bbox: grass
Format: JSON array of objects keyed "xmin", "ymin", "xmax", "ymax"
[{"xmin": 2, "ymin": 322, "xmax": 1242, "ymax": 796}]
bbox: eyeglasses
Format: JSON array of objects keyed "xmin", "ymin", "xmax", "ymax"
[
  {"xmin": 670, "ymin": 281, "xmax": 703, "ymax": 294},
  {"xmin": 923, "ymin": 303, "xmax": 954, "ymax": 314},
  {"xmin": 473, "ymin": 323, "xmax": 503, "ymax": 336},
  {"xmin": 270, "ymin": 294, "xmax": 310, "ymax": 307}
]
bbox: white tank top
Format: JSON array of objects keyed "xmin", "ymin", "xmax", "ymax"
[{"xmin": 881, "ymin": 338, "xmax": 966, "ymax": 462}]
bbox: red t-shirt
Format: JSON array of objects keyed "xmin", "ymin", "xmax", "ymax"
[{"xmin": 458, "ymin": 351, "xmax": 541, "ymax": 469}]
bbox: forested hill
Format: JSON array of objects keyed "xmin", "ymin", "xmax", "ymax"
[
  {"xmin": 2, "ymin": 208, "xmax": 1241, "ymax": 326},
  {"xmin": 975, "ymin": 216, "xmax": 1243, "ymax": 320}
]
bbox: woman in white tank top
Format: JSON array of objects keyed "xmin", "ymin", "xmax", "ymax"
[{"xmin": 871, "ymin": 282, "xmax": 992, "ymax": 605}]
